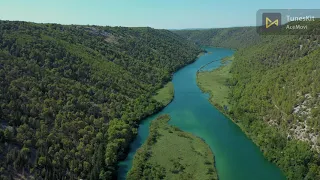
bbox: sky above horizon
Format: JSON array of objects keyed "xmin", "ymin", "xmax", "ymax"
[{"xmin": 0, "ymin": 0, "xmax": 319, "ymax": 29}]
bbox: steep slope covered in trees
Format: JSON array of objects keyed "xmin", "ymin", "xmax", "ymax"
[
  {"xmin": 229, "ymin": 33, "xmax": 320, "ymax": 180},
  {"xmin": 177, "ymin": 22, "xmax": 320, "ymax": 179},
  {"xmin": 0, "ymin": 20, "xmax": 201, "ymax": 179}
]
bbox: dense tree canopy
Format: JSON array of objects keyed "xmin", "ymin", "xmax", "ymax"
[
  {"xmin": 0, "ymin": 20, "xmax": 201, "ymax": 179},
  {"xmin": 228, "ymin": 32, "xmax": 320, "ymax": 180}
]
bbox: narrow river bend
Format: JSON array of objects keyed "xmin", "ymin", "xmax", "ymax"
[{"xmin": 118, "ymin": 47, "xmax": 285, "ymax": 180}]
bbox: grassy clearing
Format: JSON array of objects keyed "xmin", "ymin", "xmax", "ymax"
[
  {"xmin": 152, "ymin": 82, "xmax": 174, "ymax": 106},
  {"xmin": 127, "ymin": 114, "xmax": 218, "ymax": 180},
  {"xmin": 197, "ymin": 57, "xmax": 233, "ymax": 111}
]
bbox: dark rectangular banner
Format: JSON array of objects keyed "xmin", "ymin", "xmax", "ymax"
[{"xmin": 257, "ymin": 9, "xmax": 320, "ymax": 35}]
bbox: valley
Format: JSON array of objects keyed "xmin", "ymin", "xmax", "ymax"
[
  {"xmin": 1, "ymin": 18, "xmax": 320, "ymax": 180},
  {"xmin": 119, "ymin": 47, "xmax": 285, "ymax": 180}
]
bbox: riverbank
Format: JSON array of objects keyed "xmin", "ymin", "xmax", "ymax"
[
  {"xmin": 119, "ymin": 47, "xmax": 285, "ymax": 180},
  {"xmin": 152, "ymin": 82, "xmax": 174, "ymax": 106},
  {"xmin": 117, "ymin": 52, "xmax": 203, "ymax": 178},
  {"xmin": 127, "ymin": 114, "xmax": 218, "ymax": 180},
  {"xmin": 197, "ymin": 55, "xmax": 233, "ymax": 111},
  {"xmin": 196, "ymin": 55, "xmax": 263, "ymax": 150},
  {"xmin": 153, "ymin": 51, "xmax": 204, "ymax": 107},
  {"xmin": 196, "ymin": 55, "xmax": 288, "ymax": 179},
  {"xmin": 197, "ymin": 54, "xmax": 266, "ymax": 134}
]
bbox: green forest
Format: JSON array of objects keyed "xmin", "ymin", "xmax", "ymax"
[
  {"xmin": 177, "ymin": 21, "xmax": 320, "ymax": 179},
  {"xmin": 0, "ymin": 20, "xmax": 201, "ymax": 180}
]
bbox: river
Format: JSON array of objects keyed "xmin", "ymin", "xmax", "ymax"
[{"xmin": 118, "ymin": 47, "xmax": 285, "ymax": 180}]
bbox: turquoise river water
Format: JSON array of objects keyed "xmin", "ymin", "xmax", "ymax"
[{"xmin": 118, "ymin": 47, "xmax": 285, "ymax": 180}]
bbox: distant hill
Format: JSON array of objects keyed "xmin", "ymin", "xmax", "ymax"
[
  {"xmin": 0, "ymin": 20, "xmax": 201, "ymax": 179},
  {"xmin": 169, "ymin": 28, "xmax": 211, "ymax": 31},
  {"xmin": 173, "ymin": 27, "xmax": 260, "ymax": 49}
]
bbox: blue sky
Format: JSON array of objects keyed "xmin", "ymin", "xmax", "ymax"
[{"xmin": 0, "ymin": 0, "xmax": 319, "ymax": 29}]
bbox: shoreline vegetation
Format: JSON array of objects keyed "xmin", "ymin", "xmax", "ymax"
[
  {"xmin": 197, "ymin": 59, "xmax": 220, "ymax": 72},
  {"xmin": 196, "ymin": 54, "xmax": 285, "ymax": 175},
  {"xmin": 197, "ymin": 52, "xmax": 206, "ymax": 57},
  {"xmin": 196, "ymin": 55, "xmax": 260, "ymax": 148},
  {"xmin": 127, "ymin": 114, "xmax": 218, "ymax": 180},
  {"xmin": 197, "ymin": 54, "xmax": 274, "ymax": 150},
  {"xmin": 197, "ymin": 45, "xmax": 320, "ymax": 180},
  {"xmin": 197, "ymin": 55, "xmax": 233, "ymax": 113},
  {"xmin": 118, "ymin": 51, "xmax": 204, "ymax": 176},
  {"xmin": 196, "ymin": 54, "xmax": 250, "ymax": 138},
  {"xmin": 152, "ymin": 82, "xmax": 174, "ymax": 106},
  {"xmin": 121, "ymin": 50, "xmax": 203, "ymax": 151}
]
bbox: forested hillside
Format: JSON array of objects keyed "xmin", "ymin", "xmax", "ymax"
[
  {"xmin": 229, "ymin": 32, "xmax": 320, "ymax": 180},
  {"xmin": 0, "ymin": 20, "xmax": 201, "ymax": 179},
  {"xmin": 178, "ymin": 21, "xmax": 320, "ymax": 179},
  {"xmin": 173, "ymin": 27, "xmax": 260, "ymax": 49}
]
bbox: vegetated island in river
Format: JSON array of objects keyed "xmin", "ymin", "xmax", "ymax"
[{"xmin": 127, "ymin": 114, "xmax": 218, "ymax": 180}]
